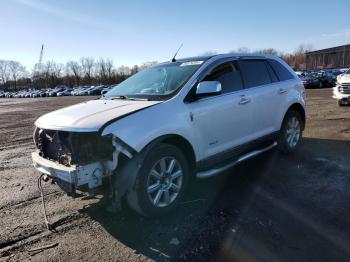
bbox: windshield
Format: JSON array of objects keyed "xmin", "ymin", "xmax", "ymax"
[
  {"xmin": 104, "ymin": 62, "xmax": 202, "ymax": 100},
  {"xmin": 345, "ymin": 68, "xmax": 350, "ymax": 75}
]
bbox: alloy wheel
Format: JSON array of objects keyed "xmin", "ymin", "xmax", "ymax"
[
  {"xmin": 286, "ymin": 116, "xmax": 301, "ymax": 148},
  {"xmin": 146, "ymin": 157, "xmax": 183, "ymax": 208}
]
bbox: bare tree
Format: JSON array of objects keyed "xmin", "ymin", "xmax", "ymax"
[
  {"xmin": 97, "ymin": 58, "xmax": 106, "ymax": 83},
  {"xmin": 0, "ymin": 60, "xmax": 11, "ymax": 86},
  {"xmin": 105, "ymin": 59, "xmax": 114, "ymax": 82},
  {"xmin": 256, "ymin": 48, "xmax": 280, "ymax": 56},
  {"xmin": 139, "ymin": 61, "xmax": 158, "ymax": 70},
  {"xmin": 41, "ymin": 61, "xmax": 63, "ymax": 88},
  {"xmin": 80, "ymin": 57, "xmax": 95, "ymax": 84},
  {"xmin": 199, "ymin": 51, "xmax": 217, "ymax": 56},
  {"xmin": 117, "ymin": 65, "xmax": 131, "ymax": 76},
  {"xmin": 0, "ymin": 42, "xmax": 318, "ymax": 91},
  {"xmin": 66, "ymin": 61, "xmax": 82, "ymax": 86},
  {"xmin": 130, "ymin": 65, "xmax": 139, "ymax": 75},
  {"xmin": 282, "ymin": 44, "xmax": 314, "ymax": 70},
  {"xmin": 230, "ymin": 47, "xmax": 251, "ymax": 54},
  {"xmin": 8, "ymin": 61, "xmax": 26, "ymax": 89}
]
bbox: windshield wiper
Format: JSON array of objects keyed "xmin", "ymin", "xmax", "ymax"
[
  {"xmin": 110, "ymin": 95, "xmax": 129, "ymax": 100},
  {"xmin": 109, "ymin": 96, "xmax": 150, "ymax": 101}
]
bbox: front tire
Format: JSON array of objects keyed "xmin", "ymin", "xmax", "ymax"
[
  {"xmin": 277, "ymin": 110, "xmax": 303, "ymax": 154},
  {"xmin": 126, "ymin": 143, "xmax": 189, "ymax": 217},
  {"xmin": 338, "ymin": 100, "xmax": 344, "ymax": 107}
]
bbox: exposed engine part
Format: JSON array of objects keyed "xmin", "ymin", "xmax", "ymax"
[
  {"xmin": 34, "ymin": 134, "xmax": 135, "ymax": 230},
  {"xmin": 33, "ymin": 131, "xmax": 134, "ymax": 196},
  {"xmin": 33, "ymin": 128, "xmax": 115, "ymax": 166}
]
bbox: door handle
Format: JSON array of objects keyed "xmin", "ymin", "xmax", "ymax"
[
  {"xmin": 278, "ymin": 88, "xmax": 287, "ymax": 94},
  {"xmin": 239, "ymin": 96, "xmax": 251, "ymax": 105}
]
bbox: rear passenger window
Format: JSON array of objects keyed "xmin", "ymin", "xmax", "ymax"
[
  {"xmin": 239, "ymin": 60, "xmax": 271, "ymax": 88},
  {"xmin": 203, "ymin": 62, "xmax": 243, "ymax": 93},
  {"xmin": 268, "ymin": 59, "xmax": 294, "ymax": 81}
]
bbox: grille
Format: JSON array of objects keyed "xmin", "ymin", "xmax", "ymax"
[
  {"xmin": 34, "ymin": 128, "xmax": 114, "ymax": 166},
  {"xmin": 339, "ymin": 83, "xmax": 350, "ymax": 94}
]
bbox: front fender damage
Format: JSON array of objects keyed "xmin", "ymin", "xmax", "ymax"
[{"xmin": 81, "ymin": 135, "xmax": 135, "ymax": 193}]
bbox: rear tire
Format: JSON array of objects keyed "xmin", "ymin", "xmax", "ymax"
[
  {"xmin": 277, "ymin": 110, "xmax": 303, "ymax": 154},
  {"xmin": 126, "ymin": 143, "xmax": 189, "ymax": 217}
]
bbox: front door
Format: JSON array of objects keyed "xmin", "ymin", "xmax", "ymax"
[{"xmin": 187, "ymin": 61, "xmax": 256, "ymax": 162}]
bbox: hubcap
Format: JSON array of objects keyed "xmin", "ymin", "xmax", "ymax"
[
  {"xmin": 286, "ymin": 116, "xmax": 301, "ymax": 148},
  {"xmin": 146, "ymin": 157, "xmax": 183, "ymax": 207}
]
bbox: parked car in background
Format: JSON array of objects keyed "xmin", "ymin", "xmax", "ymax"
[
  {"xmin": 78, "ymin": 86, "xmax": 95, "ymax": 96},
  {"xmin": 49, "ymin": 87, "xmax": 68, "ymax": 97},
  {"xmin": 44, "ymin": 88, "xmax": 52, "ymax": 97},
  {"xmin": 71, "ymin": 86, "xmax": 88, "ymax": 96},
  {"xmin": 296, "ymin": 72, "xmax": 319, "ymax": 88},
  {"xmin": 71, "ymin": 87, "xmax": 82, "ymax": 96},
  {"xmin": 333, "ymin": 68, "xmax": 350, "ymax": 106},
  {"xmin": 101, "ymin": 85, "xmax": 114, "ymax": 96},
  {"xmin": 32, "ymin": 54, "xmax": 306, "ymax": 217},
  {"xmin": 311, "ymin": 71, "xmax": 336, "ymax": 88},
  {"xmin": 295, "ymin": 71, "xmax": 307, "ymax": 78},
  {"xmin": 88, "ymin": 85, "xmax": 106, "ymax": 96},
  {"xmin": 57, "ymin": 88, "xmax": 73, "ymax": 96},
  {"xmin": 31, "ymin": 90, "xmax": 40, "ymax": 98}
]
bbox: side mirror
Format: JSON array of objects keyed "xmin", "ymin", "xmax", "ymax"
[
  {"xmin": 101, "ymin": 90, "xmax": 108, "ymax": 96},
  {"xmin": 196, "ymin": 81, "xmax": 222, "ymax": 97}
]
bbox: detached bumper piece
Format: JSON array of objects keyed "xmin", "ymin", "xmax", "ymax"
[{"xmin": 32, "ymin": 152, "xmax": 104, "ymax": 196}]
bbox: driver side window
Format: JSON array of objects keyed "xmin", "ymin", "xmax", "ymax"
[{"xmin": 203, "ymin": 61, "xmax": 243, "ymax": 94}]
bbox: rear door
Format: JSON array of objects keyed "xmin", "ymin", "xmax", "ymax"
[
  {"xmin": 267, "ymin": 59, "xmax": 297, "ymax": 130},
  {"xmin": 238, "ymin": 59, "xmax": 287, "ymax": 138}
]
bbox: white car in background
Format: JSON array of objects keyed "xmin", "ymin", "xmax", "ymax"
[
  {"xmin": 32, "ymin": 54, "xmax": 306, "ymax": 217},
  {"xmin": 333, "ymin": 68, "xmax": 350, "ymax": 106}
]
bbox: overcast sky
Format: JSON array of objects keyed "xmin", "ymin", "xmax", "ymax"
[{"xmin": 1, "ymin": 0, "xmax": 349, "ymax": 70}]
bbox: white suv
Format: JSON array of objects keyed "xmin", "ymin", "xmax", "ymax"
[
  {"xmin": 333, "ymin": 68, "xmax": 350, "ymax": 106},
  {"xmin": 32, "ymin": 54, "xmax": 306, "ymax": 216}
]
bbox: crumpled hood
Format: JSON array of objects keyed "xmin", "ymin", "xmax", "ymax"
[
  {"xmin": 35, "ymin": 99, "xmax": 161, "ymax": 132},
  {"xmin": 338, "ymin": 74, "xmax": 350, "ymax": 83}
]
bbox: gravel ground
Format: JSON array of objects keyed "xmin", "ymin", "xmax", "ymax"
[{"xmin": 0, "ymin": 89, "xmax": 349, "ymax": 262}]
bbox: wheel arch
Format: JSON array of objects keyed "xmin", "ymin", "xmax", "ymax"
[
  {"xmin": 140, "ymin": 134, "xmax": 197, "ymax": 176},
  {"xmin": 284, "ymin": 103, "xmax": 306, "ymax": 130}
]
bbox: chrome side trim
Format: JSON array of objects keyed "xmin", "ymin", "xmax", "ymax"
[{"xmin": 196, "ymin": 141, "xmax": 277, "ymax": 179}]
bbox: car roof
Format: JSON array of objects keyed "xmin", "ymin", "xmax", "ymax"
[{"xmin": 158, "ymin": 53, "xmax": 279, "ymax": 66}]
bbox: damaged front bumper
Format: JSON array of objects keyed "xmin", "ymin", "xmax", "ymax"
[
  {"xmin": 32, "ymin": 152, "xmax": 105, "ymax": 196},
  {"xmin": 31, "ymin": 125, "xmax": 136, "ymax": 196},
  {"xmin": 32, "ymin": 133, "xmax": 134, "ymax": 196}
]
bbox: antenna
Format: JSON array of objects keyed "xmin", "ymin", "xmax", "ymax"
[{"xmin": 171, "ymin": 43, "xmax": 183, "ymax": 62}]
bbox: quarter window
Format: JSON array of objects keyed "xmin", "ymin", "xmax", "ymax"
[
  {"xmin": 239, "ymin": 60, "xmax": 272, "ymax": 88},
  {"xmin": 268, "ymin": 59, "xmax": 294, "ymax": 81},
  {"xmin": 265, "ymin": 61, "xmax": 279, "ymax": 82}
]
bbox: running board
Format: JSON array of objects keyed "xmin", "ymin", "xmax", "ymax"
[{"xmin": 196, "ymin": 141, "xmax": 277, "ymax": 179}]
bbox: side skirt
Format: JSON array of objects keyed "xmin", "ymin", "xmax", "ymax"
[{"xmin": 196, "ymin": 141, "xmax": 277, "ymax": 179}]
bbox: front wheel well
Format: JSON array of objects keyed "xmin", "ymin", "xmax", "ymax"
[
  {"xmin": 143, "ymin": 135, "xmax": 197, "ymax": 177},
  {"xmin": 286, "ymin": 103, "xmax": 306, "ymax": 130}
]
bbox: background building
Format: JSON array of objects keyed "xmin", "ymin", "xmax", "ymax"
[{"xmin": 305, "ymin": 44, "xmax": 350, "ymax": 70}]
